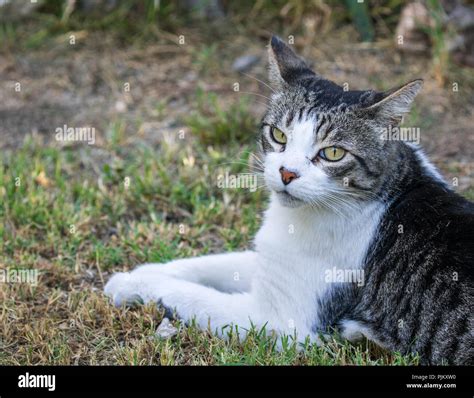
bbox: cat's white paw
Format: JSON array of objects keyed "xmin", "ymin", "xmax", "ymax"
[{"xmin": 104, "ymin": 272, "xmax": 143, "ymax": 307}]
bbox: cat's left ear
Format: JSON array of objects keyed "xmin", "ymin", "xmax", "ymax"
[
  {"xmin": 362, "ymin": 79, "xmax": 423, "ymax": 125},
  {"xmin": 268, "ymin": 35, "xmax": 315, "ymax": 89}
]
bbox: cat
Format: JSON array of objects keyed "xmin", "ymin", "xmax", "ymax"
[{"xmin": 105, "ymin": 35, "xmax": 474, "ymax": 365}]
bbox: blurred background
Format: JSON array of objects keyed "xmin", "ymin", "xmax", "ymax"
[
  {"xmin": 0, "ymin": 0, "xmax": 474, "ymax": 365},
  {"xmin": 1, "ymin": 0, "xmax": 473, "ymax": 150},
  {"xmin": 2, "ymin": 0, "xmax": 473, "ymax": 193}
]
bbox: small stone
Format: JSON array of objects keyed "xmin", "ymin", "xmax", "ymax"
[
  {"xmin": 155, "ymin": 318, "xmax": 178, "ymax": 339},
  {"xmin": 58, "ymin": 322, "xmax": 69, "ymax": 330},
  {"xmin": 115, "ymin": 100, "xmax": 127, "ymax": 113},
  {"xmin": 84, "ymin": 269, "xmax": 96, "ymax": 281},
  {"xmin": 232, "ymin": 54, "xmax": 260, "ymax": 73}
]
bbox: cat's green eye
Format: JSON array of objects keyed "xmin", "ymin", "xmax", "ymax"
[
  {"xmin": 320, "ymin": 147, "xmax": 346, "ymax": 162},
  {"xmin": 270, "ymin": 127, "xmax": 287, "ymax": 145}
]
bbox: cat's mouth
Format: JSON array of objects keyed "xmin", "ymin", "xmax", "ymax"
[{"xmin": 275, "ymin": 190, "xmax": 304, "ymax": 206}]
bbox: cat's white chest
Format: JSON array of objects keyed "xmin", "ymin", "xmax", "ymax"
[{"xmin": 253, "ymin": 195, "xmax": 385, "ymax": 334}]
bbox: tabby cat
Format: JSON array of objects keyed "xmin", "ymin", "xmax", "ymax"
[{"xmin": 105, "ymin": 36, "xmax": 474, "ymax": 365}]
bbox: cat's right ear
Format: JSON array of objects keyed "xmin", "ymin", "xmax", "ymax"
[
  {"xmin": 362, "ymin": 80, "xmax": 423, "ymax": 125},
  {"xmin": 268, "ymin": 35, "xmax": 315, "ymax": 89}
]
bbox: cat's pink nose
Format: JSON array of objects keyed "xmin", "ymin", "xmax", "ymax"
[{"xmin": 279, "ymin": 167, "xmax": 299, "ymax": 185}]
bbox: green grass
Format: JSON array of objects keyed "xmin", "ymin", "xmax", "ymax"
[
  {"xmin": 0, "ymin": 123, "xmax": 264, "ymax": 266},
  {"xmin": 185, "ymin": 88, "xmax": 257, "ymax": 145},
  {"xmin": 425, "ymin": 0, "xmax": 451, "ymax": 86}
]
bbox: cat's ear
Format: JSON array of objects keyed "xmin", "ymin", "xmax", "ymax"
[
  {"xmin": 268, "ymin": 35, "xmax": 315, "ymax": 89},
  {"xmin": 363, "ymin": 80, "xmax": 423, "ymax": 125}
]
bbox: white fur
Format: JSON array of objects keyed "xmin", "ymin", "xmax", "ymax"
[
  {"xmin": 340, "ymin": 319, "xmax": 385, "ymax": 347},
  {"xmin": 253, "ymin": 195, "xmax": 385, "ymax": 339},
  {"xmin": 104, "ymin": 118, "xmax": 386, "ymax": 344},
  {"xmin": 406, "ymin": 143, "xmax": 446, "ymax": 184}
]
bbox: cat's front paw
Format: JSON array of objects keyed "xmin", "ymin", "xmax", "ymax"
[{"xmin": 104, "ymin": 272, "xmax": 144, "ymax": 307}]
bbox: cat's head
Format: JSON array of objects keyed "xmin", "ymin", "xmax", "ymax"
[{"xmin": 261, "ymin": 35, "xmax": 423, "ymax": 209}]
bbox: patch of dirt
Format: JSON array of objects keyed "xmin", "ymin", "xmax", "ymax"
[
  {"xmin": 0, "ymin": 37, "xmax": 197, "ymax": 148},
  {"xmin": 1, "ymin": 26, "xmax": 472, "ymax": 190}
]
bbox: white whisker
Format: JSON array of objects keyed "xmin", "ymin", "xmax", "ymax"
[{"xmin": 240, "ymin": 72, "xmax": 276, "ymax": 94}]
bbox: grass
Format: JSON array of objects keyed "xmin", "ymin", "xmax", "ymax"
[
  {"xmin": 425, "ymin": 0, "xmax": 451, "ymax": 86},
  {"xmin": 0, "ymin": 110, "xmax": 422, "ymax": 365},
  {"xmin": 185, "ymin": 89, "xmax": 256, "ymax": 145}
]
